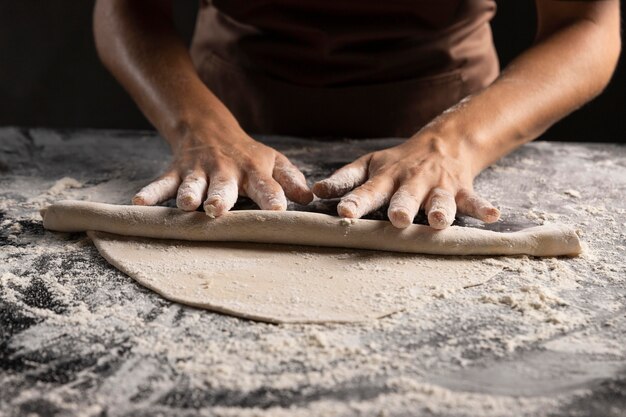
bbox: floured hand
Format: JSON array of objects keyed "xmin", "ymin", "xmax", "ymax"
[
  {"xmin": 132, "ymin": 122, "xmax": 313, "ymax": 217},
  {"xmin": 313, "ymin": 128, "xmax": 500, "ymax": 229}
]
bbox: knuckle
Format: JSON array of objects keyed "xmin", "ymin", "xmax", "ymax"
[
  {"xmin": 357, "ymin": 181, "xmax": 378, "ymax": 194},
  {"xmin": 405, "ymin": 165, "xmax": 424, "ymax": 178},
  {"xmin": 249, "ymin": 174, "xmax": 276, "ymax": 191},
  {"xmin": 274, "ymin": 165, "xmax": 292, "ymax": 179},
  {"xmin": 276, "ymin": 167, "xmax": 305, "ymax": 186},
  {"xmin": 341, "ymin": 194, "xmax": 362, "ymax": 206},
  {"xmin": 435, "ymin": 188, "xmax": 454, "ymax": 199},
  {"xmin": 243, "ymin": 160, "xmax": 265, "ymax": 175},
  {"xmin": 355, "ymin": 152, "xmax": 374, "ymax": 167},
  {"xmin": 456, "ymin": 188, "xmax": 474, "ymax": 199},
  {"xmin": 208, "ymin": 159, "xmax": 229, "ymax": 174},
  {"xmin": 209, "ymin": 167, "xmax": 235, "ymax": 182},
  {"xmin": 185, "ymin": 173, "xmax": 206, "ymax": 183},
  {"xmin": 396, "ymin": 187, "xmax": 417, "ymax": 200},
  {"xmin": 274, "ymin": 153, "xmax": 290, "ymax": 166}
]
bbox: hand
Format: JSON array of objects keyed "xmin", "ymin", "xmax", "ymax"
[
  {"xmin": 132, "ymin": 121, "xmax": 313, "ymax": 217},
  {"xmin": 312, "ymin": 130, "xmax": 500, "ymax": 229}
]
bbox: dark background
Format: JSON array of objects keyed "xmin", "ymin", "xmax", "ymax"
[{"xmin": 0, "ymin": 1, "xmax": 624, "ymax": 141}]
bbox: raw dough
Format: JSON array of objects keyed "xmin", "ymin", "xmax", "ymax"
[
  {"xmin": 87, "ymin": 231, "xmax": 504, "ymax": 323},
  {"xmin": 40, "ymin": 200, "xmax": 581, "ymax": 323},
  {"xmin": 41, "ymin": 201, "xmax": 582, "ymax": 256}
]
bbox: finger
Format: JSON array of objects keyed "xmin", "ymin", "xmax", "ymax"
[
  {"xmin": 424, "ymin": 187, "xmax": 457, "ymax": 230},
  {"xmin": 176, "ymin": 171, "xmax": 208, "ymax": 211},
  {"xmin": 132, "ymin": 171, "xmax": 180, "ymax": 206},
  {"xmin": 204, "ymin": 175, "xmax": 239, "ymax": 218},
  {"xmin": 456, "ymin": 189, "xmax": 500, "ymax": 223},
  {"xmin": 312, "ymin": 155, "xmax": 370, "ymax": 199},
  {"xmin": 387, "ymin": 182, "xmax": 429, "ymax": 229},
  {"xmin": 273, "ymin": 155, "xmax": 314, "ymax": 205},
  {"xmin": 337, "ymin": 176, "xmax": 394, "ymax": 219},
  {"xmin": 245, "ymin": 172, "xmax": 288, "ymax": 211}
]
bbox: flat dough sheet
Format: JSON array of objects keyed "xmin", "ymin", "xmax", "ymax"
[{"xmin": 88, "ymin": 231, "xmax": 504, "ymax": 323}]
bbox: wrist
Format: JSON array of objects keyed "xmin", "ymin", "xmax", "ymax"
[
  {"xmin": 164, "ymin": 109, "xmax": 245, "ymax": 148},
  {"xmin": 411, "ymin": 109, "xmax": 499, "ymax": 175},
  {"xmin": 405, "ymin": 119, "xmax": 478, "ymax": 173}
]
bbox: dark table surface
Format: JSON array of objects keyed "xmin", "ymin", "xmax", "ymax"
[{"xmin": 1, "ymin": 127, "xmax": 625, "ymax": 417}]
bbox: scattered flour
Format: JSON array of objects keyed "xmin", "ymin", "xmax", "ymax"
[
  {"xmin": 563, "ymin": 189, "xmax": 581, "ymax": 199},
  {"xmin": 1, "ymin": 130, "xmax": 625, "ymax": 416},
  {"xmin": 47, "ymin": 177, "xmax": 83, "ymax": 195}
]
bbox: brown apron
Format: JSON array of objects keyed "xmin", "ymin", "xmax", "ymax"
[{"xmin": 190, "ymin": 0, "xmax": 499, "ymax": 138}]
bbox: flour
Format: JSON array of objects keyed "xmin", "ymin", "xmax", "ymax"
[
  {"xmin": 2, "ymin": 130, "xmax": 625, "ymax": 416},
  {"xmin": 563, "ymin": 189, "xmax": 581, "ymax": 199},
  {"xmin": 46, "ymin": 177, "xmax": 83, "ymax": 195},
  {"xmin": 25, "ymin": 176, "xmax": 84, "ymax": 210},
  {"xmin": 525, "ymin": 208, "xmax": 561, "ymax": 223},
  {"xmin": 480, "ymin": 285, "xmax": 575, "ymax": 324}
]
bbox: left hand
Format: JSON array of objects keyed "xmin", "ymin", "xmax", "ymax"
[{"xmin": 312, "ymin": 128, "xmax": 500, "ymax": 229}]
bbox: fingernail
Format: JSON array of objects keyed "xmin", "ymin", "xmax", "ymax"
[
  {"xmin": 312, "ymin": 181, "xmax": 330, "ymax": 198},
  {"xmin": 132, "ymin": 195, "xmax": 145, "ymax": 205},
  {"xmin": 268, "ymin": 198, "xmax": 286, "ymax": 211},
  {"xmin": 299, "ymin": 189, "xmax": 315, "ymax": 205},
  {"xmin": 177, "ymin": 194, "xmax": 198, "ymax": 211},
  {"xmin": 428, "ymin": 210, "xmax": 449, "ymax": 229},
  {"xmin": 204, "ymin": 204, "xmax": 219, "ymax": 218},
  {"xmin": 390, "ymin": 209, "xmax": 412, "ymax": 228},
  {"xmin": 338, "ymin": 201, "xmax": 358, "ymax": 218},
  {"xmin": 204, "ymin": 198, "xmax": 224, "ymax": 218},
  {"xmin": 481, "ymin": 207, "xmax": 500, "ymax": 223}
]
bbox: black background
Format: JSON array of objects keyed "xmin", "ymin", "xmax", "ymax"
[{"xmin": 0, "ymin": 1, "xmax": 623, "ymax": 141}]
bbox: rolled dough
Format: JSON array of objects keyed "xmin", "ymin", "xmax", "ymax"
[{"xmin": 41, "ymin": 201, "xmax": 582, "ymax": 257}]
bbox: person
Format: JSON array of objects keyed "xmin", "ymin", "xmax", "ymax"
[{"xmin": 93, "ymin": 0, "xmax": 621, "ymax": 229}]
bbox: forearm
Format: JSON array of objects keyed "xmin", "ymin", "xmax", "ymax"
[
  {"xmin": 93, "ymin": 0, "xmax": 236, "ymax": 142},
  {"xmin": 424, "ymin": 6, "xmax": 621, "ymax": 175}
]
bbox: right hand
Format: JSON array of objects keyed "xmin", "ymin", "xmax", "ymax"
[{"xmin": 132, "ymin": 121, "xmax": 314, "ymax": 217}]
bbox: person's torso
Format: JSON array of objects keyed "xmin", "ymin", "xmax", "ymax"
[{"xmin": 190, "ymin": 0, "xmax": 499, "ymax": 137}]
